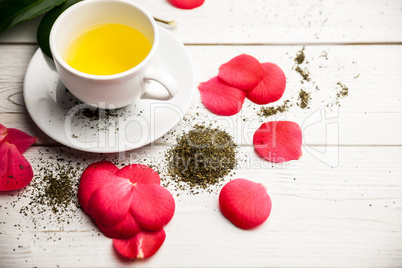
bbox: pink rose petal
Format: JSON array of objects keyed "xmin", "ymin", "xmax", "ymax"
[
  {"xmin": 115, "ymin": 164, "xmax": 160, "ymax": 185},
  {"xmin": 89, "ymin": 178, "xmax": 133, "ymax": 227},
  {"xmin": 0, "ymin": 124, "xmax": 6, "ymax": 143},
  {"xmin": 80, "ymin": 161, "xmax": 119, "ymax": 178},
  {"xmin": 0, "ymin": 142, "xmax": 33, "ymax": 191},
  {"xmin": 198, "ymin": 76, "xmax": 246, "ymax": 116},
  {"xmin": 113, "ymin": 229, "xmax": 166, "ymax": 259},
  {"xmin": 78, "ymin": 169, "xmax": 120, "ymax": 215},
  {"xmin": 219, "ymin": 179, "xmax": 272, "ymax": 229},
  {"xmin": 0, "ymin": 142, "xmax": 10, "ymax": 178},
  {"xmin": 218, "ymin": 54, "xmax": 264, "ymax": 90},
  {"xmin": 247, "ymin": 62, "xmax": 286, "ymax": 105},
  {"xmin": 168, "ymin": 0, "xmax": 205, "ymax": 9},
  {"xmin": 78, "ymin": 162, "xmax": 175, "ymax": 241},
  {"xmin": 253, "ymin": 121, "xmax": 302, "ymax": 163},
  {"xmin": 97, "ymin": 213, "xmax": 141, "ymax": 239},
  {"xmin": 131, "ymin": 184, "xmax": 175, "ymax": 231},
  {"xmin": 2, "ymin": 128, "xmax": 37, "ymax": 154}
]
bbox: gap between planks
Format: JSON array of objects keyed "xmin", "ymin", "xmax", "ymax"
[
  {"xmin": 2, "ymin": 42, "xmax": 402, "ymax": 46},
  {"xmin": 26, "ymin": 144, "xmax": 402, "ymax": 149}
]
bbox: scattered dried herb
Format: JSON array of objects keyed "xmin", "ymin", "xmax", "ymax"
[
  {"xmin": 254, "ymin": 47, "xmax": 352, "ymax": 117},
  {"xmin": 6, "ymin": 149, "xmax": 96, "ymax": 229},
  {"xmin": 294, "ymin": 47, "xmax": 311, "ymax": 83},
  {"xmin": 298, "ymin": 89, "xmax": 311, "ymax": 109},
  {"xmin": 20, "ymin": 161, "xmax": 80, "ymax": 218},
  {"xmin": 336, "ymin": 82, "xmax": 349, "ymax": 99},
  {"xmin": 64, "ymin": 101, "xmax": 140, "ymax": 139},
  {"xmin": 294, "ymin": 48, "xmax": 306, "ymax": 65},
  {"xmin": 42, "ymin": 168, "xmax": 79, "ymax": 213},
  {"xmin": 166, "ymin": 124, "xmax": 237, "ymax": 191},
  {"xmin": 333, "ymin": 82, "xmax": 349, "ymax": 106},
  {"xmin": 295, "ymin": 66, "xmax": 311, "ymax": 82},
  {"xmin": 81, "ymin": 107, "xmax": 118, "ymax": 121},
  {"xmin": 258, "ymin": 100, "xmax": 291, "ymax": 117}
]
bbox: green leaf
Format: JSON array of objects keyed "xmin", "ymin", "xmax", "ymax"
[
  {"xmin": 0, "ymin": 0, "xmax": 67, "ymax": 34},
  {"xmin": 37, "ymin": 0, "xmax": 82, "ymax": 59}
]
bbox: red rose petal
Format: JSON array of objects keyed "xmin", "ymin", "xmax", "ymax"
[
  {"xmin": 0, "ymin": 142, "xmax": 10, "ymax": 178},
  {"xmin": 97, "ymin": 213, "xmax": 141, "ymax": 239},
  {"xmin": 168, "ymin": 0, "xmax": 205, "ymax": 9},
  {"xmin": 219, "ymin": 179, "xmax": 272, "ymax": 229},
  {"xmin": 247, "ymin": 63, "xmax": 286, "ymax": 105},
  {"xmin": 89, "ymin": 178, "xmax": 133, "ymax": 227},
  {"xmin": 81, "ymin": 161, "xmax": 119, "ymax": 178},
  {"xmin": 2, "ymin": 128, "xmax": 37, "ymax": 154},
  {"xmin": 218, "ymin": 54, "xmax": 264, "ymax": 91},
  {"xmin": 79, "ymin": 161, "xmax": 175, "ymax": 239},
  {"xmin": 198, "ymin": 76, "xmax": 246, "ymax": 116},
  {"xmin": 253, "ymin": 121, "xmax": 302, "ymax": 163},
  {"xmin": 78, "ymin": 169, "xmax": 120, "ymax": 215},
  {"xmin": 113, "ymin": 229, "xmax": 166, "ymax": 259},
  {"xmin": 0, "ymin": 124, "xmax": 6, "ymax": 142},
  {"xmin": 131, "ymin": 184, "xmax": 175, "ymax": 231},
  {"xmin": 115, "ymin": 164, "xmax": 160, "ymax": 185},
  {"xmin": 0, "ymin": 143, "xmax": 33, "ymax": 191}
]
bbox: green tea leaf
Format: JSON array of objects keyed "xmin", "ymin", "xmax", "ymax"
[
  {"xmin": 37, "ymin": 0, "xmax": 82, "ymax": 59},
  {"xmin": 0, "ymin": 0, "xmax": 66, "ymax": 33}
]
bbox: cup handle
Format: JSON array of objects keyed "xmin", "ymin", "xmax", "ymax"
[{"xmin": 141, "ymin": 68, "xmax": 178, "ymax": 100}]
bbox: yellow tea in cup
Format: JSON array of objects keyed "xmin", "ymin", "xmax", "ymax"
[{"xmin": 63, "ymin": 23, "xmax": 152, "ymax": 75}]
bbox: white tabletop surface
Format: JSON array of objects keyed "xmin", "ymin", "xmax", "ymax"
[{"xmin": 1, "ymin": 0, "xmax": 402, "ymax": 267}]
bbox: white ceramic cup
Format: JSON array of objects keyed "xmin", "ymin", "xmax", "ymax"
[{"xmin": 50, "ymin": 0, "xmax": 177, "ymax": 109}]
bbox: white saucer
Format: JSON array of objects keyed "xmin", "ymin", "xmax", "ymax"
[{"xmin": 23, "ymin": 26, "xmax": 195, "ymax": 153}]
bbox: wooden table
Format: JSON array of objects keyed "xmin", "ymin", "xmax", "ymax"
[{"xmin": 1, "ymin": 0, "xmax": 402, "ymax": 267}]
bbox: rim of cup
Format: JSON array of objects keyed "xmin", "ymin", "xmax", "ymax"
[{"xmin": 49, "ymin": 0, "xmax": 159, "ymax": 80}]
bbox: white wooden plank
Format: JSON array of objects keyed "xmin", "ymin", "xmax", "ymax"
[
  {"xmin": 0, "ymin": 0, "xmax": 402, "ymax": 44},
  {"xmin": 1, "ymin": 105, "xmax": 402, "ymax": 147},
  {"xmin": 0, "ymin": 45, "xmax": 36, "ymax": 113},
  {"xmin": 0, "ymin": 145, "xmax": 401, "ymax": 267},
  {"xmin": 1, "ymin": 45, "xmax": 402, "ymax": 114},
  {"xmin": 1, "ymin": 45, "xmax": 402, "ymax": 146}
]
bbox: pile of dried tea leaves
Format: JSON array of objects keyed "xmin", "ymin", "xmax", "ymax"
[
  {"xmin": 4, "ymin": 148, "xmax": 101, "ymax": 229},
  {"xmin": 18, "ymin": 159, "xmax": 82, "ymax": 227},
  {"xmin": 166, "ymin": 124, "xmax": 237, "ymax": 191}
]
